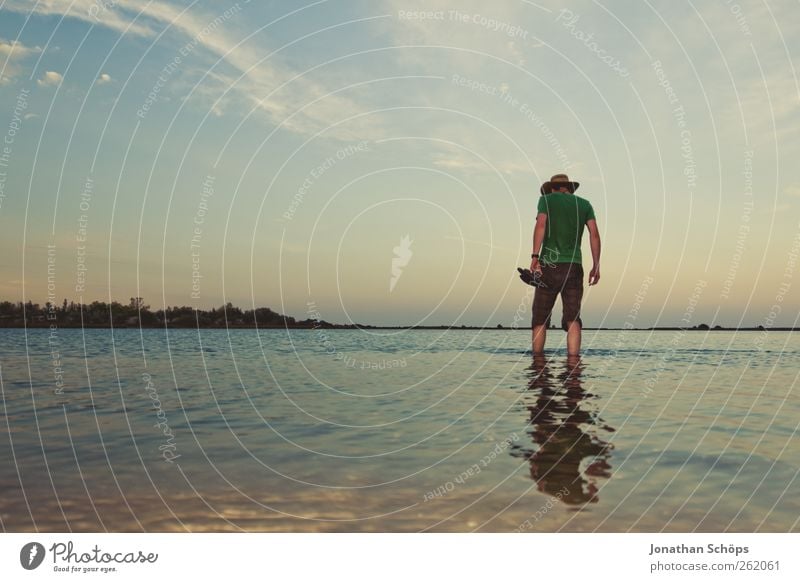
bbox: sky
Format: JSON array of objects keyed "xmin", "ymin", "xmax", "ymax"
[{"xmin": 0, "ymin": 0, "xmax": 798, "ymax": 328}]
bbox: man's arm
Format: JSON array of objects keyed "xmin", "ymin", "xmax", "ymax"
[
  {"xmin": 530, "ymin": 212, "xmax": 547, "ymax": 274},
  {"xmin": 586, "ymin": 218, "xmax": 601, "ymax": 285}
]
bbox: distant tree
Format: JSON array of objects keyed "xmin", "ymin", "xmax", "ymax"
[
  {"xmin": 224, "ymin": 302, "xmax": 243, "ymax": 320},
  {"xmin": 697, "ymin": 323, "xmax": 709, "ymax": 330},
  {"xmin": 129, "ymin": 297, "xmax": 148, "ymax": 311}
]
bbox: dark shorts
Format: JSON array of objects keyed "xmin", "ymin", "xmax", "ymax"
[{"xmin": 531, "ymin": 262, "xmax": 584, "ymax": 331}]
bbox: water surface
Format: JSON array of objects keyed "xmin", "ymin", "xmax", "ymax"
[{"xmin": 1, "ymin": 328, "xmax": 798, "ymax": 531}]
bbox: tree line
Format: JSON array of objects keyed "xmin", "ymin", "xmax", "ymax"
[{"xmin": 0, "ymin": 297, "xmax": 349, "ymax": 328}]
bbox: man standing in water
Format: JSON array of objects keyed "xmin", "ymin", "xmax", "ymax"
[{"xmin": 530, "ymin": 174, "xmax": 601, "ymax": 356}]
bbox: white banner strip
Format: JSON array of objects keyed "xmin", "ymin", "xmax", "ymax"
[{"xmin": 2, "ymin": 533, "xmax": 798, "ymax": 580}]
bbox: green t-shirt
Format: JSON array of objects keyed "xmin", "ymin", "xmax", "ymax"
[{"xmin": 536, "ymin": 193, "xmax": 596, "ymax": 265}]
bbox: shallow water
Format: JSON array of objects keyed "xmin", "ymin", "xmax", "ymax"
[{"xmin": 1, "ymin": 328, "xmax": 798, "ymax": 532}]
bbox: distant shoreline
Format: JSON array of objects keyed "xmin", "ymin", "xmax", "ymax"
[
  {"xmin": 1, "ymin": 323, "xmax": 796, "ymax": 332},
  {"xmin": 0, "ymin": 298, "xmax": 793, "ymax": 331}
]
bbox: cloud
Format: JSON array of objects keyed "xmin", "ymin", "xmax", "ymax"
[
  {"xmin": 433, "ymin": 154, "xmax": 536, "ymax": 176},
  {"xmin": 96, "ymin": 72, "xmax": 112, "ymax": 85},
  {"xmin": 1, "ymin": 0, "xmax": 157, "ymax": 38},
  {"xmin": 118, "ymin": 1, "xmax": 384, "ymax": 138},
  {"xmin": 784, "ymin": 184, "xmax": 800, "ymax": 198},
  {"xmin": 4, "ymin": 0, "xmax": 381, "ymax": 140},
  {"xmin": 432, "ymin": 155, "xmax": 490, "ymax": 173},
  {"xmin": 0, "ymin": 39, "xmax": 41, "ymax": 84},
  {"xmin": 37, "ymin": 70, "xmax": 63, "ymax": 87},
  {"xmin": 377, "ymin": 0, "xmax": 547, "ymax": 73},
  {"xmin": 430, "ymin": 144, "xmax": 538, "ymax": 176}
]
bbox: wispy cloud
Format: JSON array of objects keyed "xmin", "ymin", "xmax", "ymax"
[
  {"xmin": 4, "ymin": 0, "xmax": 383, "ymax": 139},
  {"xmin": 378, "ymin": 0, "xmax": 546, "ymax": 73},
  {"xmin": 2, "ymin": 0, "xmax": 158, "ymax": 38},
  {"xmin": 36, "ymin": 70, "xmax": 63, "ymax": 87},
  {"xmin": 432, "ymin": 152, "xmax": 535, "ymax": 176},
  {"xmin": 0, "ymin": 39, "xmax": 41, "ymax": 84},
  {"xmin": 784, "ymin": 184, "xmax": 800, "ymax": 198}
]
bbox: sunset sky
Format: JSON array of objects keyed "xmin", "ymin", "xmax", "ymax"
[{"xmin": 1, "ymin": 0, "xmax": 798, "ymax": 327}]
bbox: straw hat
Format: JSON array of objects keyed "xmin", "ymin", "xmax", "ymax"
[{"xmin": 540, "ymin": 173, "xmax": 580, "ymax": 195}]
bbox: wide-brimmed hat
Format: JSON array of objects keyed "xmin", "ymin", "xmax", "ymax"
[{"xmin": 540, "ymin": 173, "xmax": 580, "ymax": 195}]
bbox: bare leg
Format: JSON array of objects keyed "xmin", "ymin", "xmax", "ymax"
[
  {"xmin": 532, "ymin": 324, "xmax": 547, "ymax": 354},
  {"xmin": 566, "ymin": 320, "xmax": 581, "ymax": 356},
  {"xmin": 565, "ymin": 353, "xmax": 581, "ymax": 369}
]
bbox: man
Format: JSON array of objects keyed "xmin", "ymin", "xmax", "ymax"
[{"xmin": 530, "ymin": 174, "xmax": 601, "ymax": 356}]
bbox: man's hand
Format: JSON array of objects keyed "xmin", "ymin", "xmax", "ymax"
[
  {"xmin": 588, "ymin": 264, "xmax": 600, "ymax": 285},
  {"xmin": 530, "ymin": 258, "xmax": 542, "ymax": 275}
]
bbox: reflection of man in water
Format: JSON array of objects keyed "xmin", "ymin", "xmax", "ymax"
[{"xmin": 510, "ymin": 355, "xmax": 614, "ymax": 505}]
